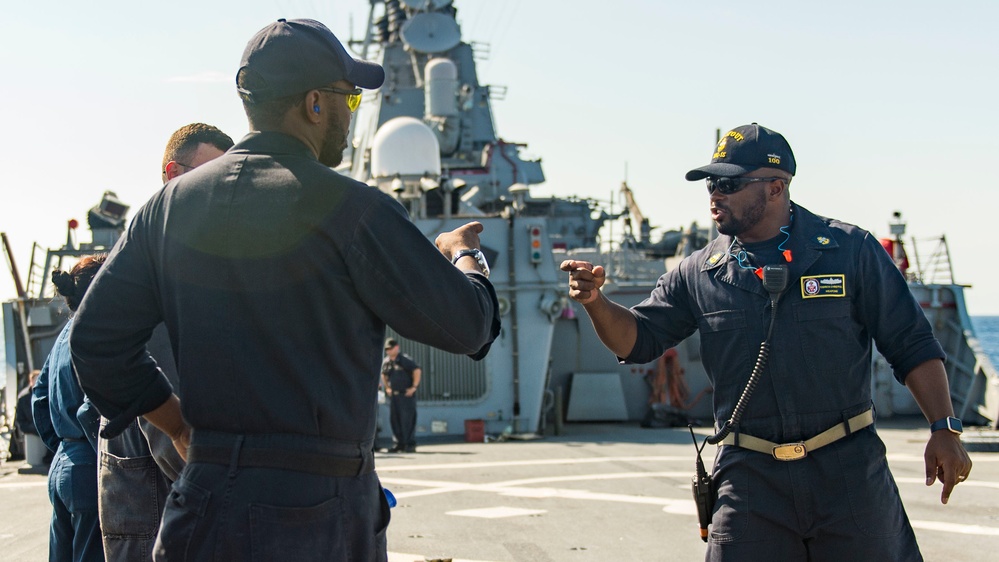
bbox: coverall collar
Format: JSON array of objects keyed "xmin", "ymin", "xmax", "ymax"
[{"xmin": 700, "ymin": 202, "xmax": 840, "ymax": 295}]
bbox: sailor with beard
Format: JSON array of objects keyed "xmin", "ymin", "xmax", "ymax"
[
  {"xmin": 562, "ymin": 123, "xmax": 971, "ymax": 561},
  {"xmin": 70, "ymin": 18, "xmax": 499, "ymax": 561}
]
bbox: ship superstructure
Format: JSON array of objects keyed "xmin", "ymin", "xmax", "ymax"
[{"xmin": 2, "ymin": 2, "xmax": 996, "ymax": 456}]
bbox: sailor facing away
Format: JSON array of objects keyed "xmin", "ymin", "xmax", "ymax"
[
  {"xmin": 70, "ymin": 18, "xmax": 499, "ymax": 561},
  {"xmin": 32, "ymin": 258, "xmax": 107, "ymax": 562}
]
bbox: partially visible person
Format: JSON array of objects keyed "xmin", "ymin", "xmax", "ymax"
[
  {"xmin": 71, "ymin": 19, "xmax": 499, "ymax": 561},
  {"xmin": 32, "ymin": 256, "xmax": 107, "ymax": 562},
  {"xmin": 16, "ymin": 371, "xmax": 41, "ymax": 436},
  {"xmin": 161, "ymin": 122, "xmax": 233, "ymax": 182},
  {"xmin": 8, "ymin": 369, "xmax": 42, "ymax": 462},
  {"xmin": 381, "ymin": 338, "xmax": 422, "ymax": 452},
  {"xmin": 96, "ymin": 122, "xmax": 233, "ymax": 562}
]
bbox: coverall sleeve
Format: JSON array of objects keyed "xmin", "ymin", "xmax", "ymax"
[
  {"xmin": 625, "ymin": 266, "xmax": 699, "ymax": 364},
  {"xmin": 30, "ymin": 357, "xmax": 59, "ymax": 453},
  {"xmin": 855, "ymin": 233, "xmax": 944, "ymax": 382},
  {"xmin": 347, "ymin": 197, "xmax": 500, "ymax": 359},
  {"xmin": 76, "ymin": 397, "xmax": 101, "ymax": 453},
  {"xmin": 70, "ymin": 200, "xmax": 174, "ymax": 438}
]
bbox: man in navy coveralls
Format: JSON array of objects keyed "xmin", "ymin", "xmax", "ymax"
[
  {"xmin": 71, "ymin": 19, "xmax": 499, "ymax": 561},
  {"xmin": 562, "ymin": 123, "xmax": 972, "ymax": 561}
]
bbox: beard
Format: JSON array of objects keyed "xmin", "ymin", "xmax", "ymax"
[
  {"xmin": 716, "ymin": 187, "xmax": 767, "ymax": 237},
  {"xmin": 317, "ymin": 109, "xmax": 349, "ymax": 167}
]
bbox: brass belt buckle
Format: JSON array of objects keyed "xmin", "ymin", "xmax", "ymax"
[{"xmin": 772, "ymin": 442, "xmax": 807, "ymax": 461}]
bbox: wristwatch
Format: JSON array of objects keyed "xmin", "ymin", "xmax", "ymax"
[
  {"xmin": 452, "ymin": 248, "xmax": 490, "ymax": 278},
  {"xmin": 929, "ymin": 416, "xmax": 963, "ymax": 434}
]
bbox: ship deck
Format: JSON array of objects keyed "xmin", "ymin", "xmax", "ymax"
[{"xmin": 2, "ymin": 417, "xmax": 997, "ymax": 561}]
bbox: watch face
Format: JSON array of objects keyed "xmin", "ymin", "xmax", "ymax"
[
  {"xmin": 948, "ymin": 417, "xmax": 963, "ymax": 434},
  {"xmin": 932, "ymin": 416, "xmax": 963, "ymax": 434}
]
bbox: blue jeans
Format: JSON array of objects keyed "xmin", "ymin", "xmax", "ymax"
[{"xmin": 47, "ymin": 441, "xmax": 104, "ymax": 562}]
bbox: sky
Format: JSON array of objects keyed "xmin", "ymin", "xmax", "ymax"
[{"xmin": 1, "ymin": 0, "xmax": 998, "ymax": 312}]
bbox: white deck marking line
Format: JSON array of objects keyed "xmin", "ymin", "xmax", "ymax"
[
  {"xmin": 381, "ymin": 471, "xmax": 695, "ymax": 512},
  {"xmin": 376, "ymin": 456, "xmax": 691, "ymax": 472},
  {"xmin": 0, "ymin": 481, "xmax": 48, "ymax": 490},
  {"xmin": 910, "ymin": 520, "xmax": 999, "ymax": 536},
  {"xmin": 488, "ymin": 471, "xmax": 693, "ymax": 487},
  {"xmin": 446, "ymin": 506, "xmax": 547, "ymax": 518},
  {"xmin": 888, "ymin": 453, "xmax": 999, "ymax": 463},
  {"xmin": 895, "ymin": 477, "xmax": 999, "ymax": 489},
  {"xmin": 380, "ymin": 471, "xmax": 692, "ymax": 496},
  {"xmin": 388, "ymin": 553, "xmax": 501, "ymax": 562}
]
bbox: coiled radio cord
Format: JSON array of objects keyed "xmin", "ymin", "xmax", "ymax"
[{"xmin": 706, "ymin": 292, "xmax": 780, "ymax": 445}]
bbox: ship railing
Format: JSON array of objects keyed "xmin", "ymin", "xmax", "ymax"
[
  {"xmin": 907, "ymin": 234, "xmax": 957, "ymax": 286},
  {"xmin": 24, "ymin": 242, "xmax": 48, "ymax": 299}
]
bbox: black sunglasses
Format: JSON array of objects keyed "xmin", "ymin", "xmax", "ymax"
[{"xmin": 706, "ymin": 176, "xmax": 781, "ymax": 195}]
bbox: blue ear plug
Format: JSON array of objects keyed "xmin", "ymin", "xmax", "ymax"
[{"xmin": 313, "ymin": 105, "xmax": 321, "ymax": 113}]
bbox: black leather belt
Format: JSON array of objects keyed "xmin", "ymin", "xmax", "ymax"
[{"xmin": 187, "ymin": 432, "xmax": 374, "ymax": 478}]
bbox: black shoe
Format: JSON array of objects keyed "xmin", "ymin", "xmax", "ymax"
[
  {"xmin": 387, "ymin": 445, "xmax": 404, "ymax": 453},
  {"xmin": 404, "ymin": 445, "xmax": 417, "ymax": 453}
]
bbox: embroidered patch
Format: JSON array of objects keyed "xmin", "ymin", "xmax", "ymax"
[
  {"xmin": 801, "ymin": 274, "xmax": 846, "ymax": 298},
  {"xmin": 706, "ymin": 252, "xmax": 724, "ymax": 266},
  {"xmin": 816, "ymin": 236, "xmax": 830, "ymax": 245}
]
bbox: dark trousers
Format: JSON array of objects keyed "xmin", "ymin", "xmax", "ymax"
[
  {"xmin": 705, "ymin": 428, "xmax": 921, "ymax": 562},
  {"xmin": 154, "ymin": 431, "xmax": 389, "ymax": 561},
  {"xmin": 47, "ymin": 441, "xmax": 104, "ymax": 562},
  {"xmin": 389, "ymin": 393, "xmax": 417, "ymax": 448}
]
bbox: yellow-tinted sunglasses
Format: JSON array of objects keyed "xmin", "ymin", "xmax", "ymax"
[{"xmin": 317, "ymin": 86, "xmax": 362, "ymax": 112}]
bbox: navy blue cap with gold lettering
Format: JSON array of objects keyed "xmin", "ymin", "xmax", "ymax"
[{"xmin": 685, "ymin": 123, "xmax": 796, "ymax": 181}]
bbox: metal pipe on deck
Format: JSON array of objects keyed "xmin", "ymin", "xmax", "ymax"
[{"xmin": 506, "ymin": 212, "xmax": 521, "ymax": 431}]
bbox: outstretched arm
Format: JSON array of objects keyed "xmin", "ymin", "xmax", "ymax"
[
  {"xmin": 560, "ymin": 260, "xmax": 638, "ymax": 358},
  {"xmin": 904, "ymin": 358, "xmax": 973, "ymax": 504}
]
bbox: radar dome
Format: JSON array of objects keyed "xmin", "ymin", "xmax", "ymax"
[{"xmin": 371, "ymin": 117, "xmax": 441, "ymax": 179}]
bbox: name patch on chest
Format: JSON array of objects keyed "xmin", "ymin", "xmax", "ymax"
[{"xmin": 800, "ymin": 274, "xmax": 846, "ymax": 298}]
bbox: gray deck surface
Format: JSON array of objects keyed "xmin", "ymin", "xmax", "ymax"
[{"xmin": 2, "ymin": 417, "xmax": 997, "ymax": 561}]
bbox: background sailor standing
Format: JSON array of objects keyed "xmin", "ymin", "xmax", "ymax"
[
  {"xmin": 562, "ymin": 123, "xmax": 972, "ymax": 561},
  {"xmin": 381, "ymin": 338, "xmax": 421, "ymax": 453}
]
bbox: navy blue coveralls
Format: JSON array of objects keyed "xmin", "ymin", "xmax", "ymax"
[
  {"xmin": 69, "ymin": 132, "xmax": 500, "ymax": 562},
  {"xmin": 383, "ymin": 353, "xmax": 420, "ymax": 450},
  {"xmin": 625, "ymin": 203, "xmax": 944, "ymax": 561},
  {"xmin": 31, "ymin": 320, "xmax": 104, "ymax": 562}
]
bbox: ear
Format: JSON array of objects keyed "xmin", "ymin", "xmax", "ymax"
[
  {"xmin": 305, "ymin": 91, "xmax": 323, "ymax": 124},
  {"xmin": 769, "ymin": 179, "xmax": 786, "ymax": 200},
  {"xmin": 164, "ymin": 161, "xmax": 182, "ymax": 181}
]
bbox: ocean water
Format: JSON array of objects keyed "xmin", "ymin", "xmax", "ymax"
[{"xmin": 970, "ymin": 316, "xmax": 999, "ymax": 369}]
